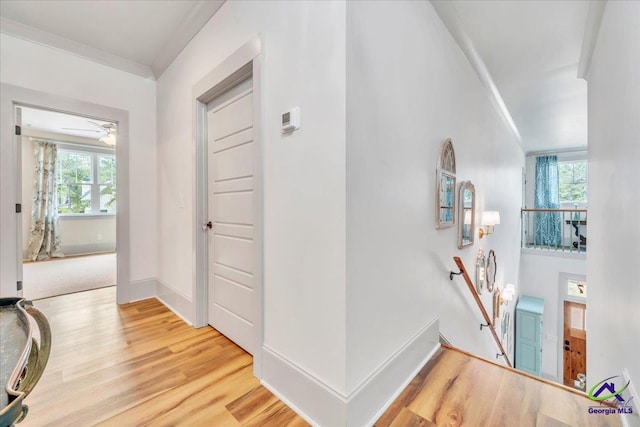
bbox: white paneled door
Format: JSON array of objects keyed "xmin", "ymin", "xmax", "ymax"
[{"xmin": 207, "ymin": 78, "xmax": 255, "ymax": 355}]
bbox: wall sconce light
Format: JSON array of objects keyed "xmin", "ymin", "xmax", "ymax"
[
  {"xmin": 501, "ymin": 283, "xmax": 515, "ymax": 305},
  {"xmin": 493, "ymin": 283, "xmax": 515, "ymax": 324},
  {"xmin": 479, "ymin": 211, "xmax": 500, "ymax": 239}
]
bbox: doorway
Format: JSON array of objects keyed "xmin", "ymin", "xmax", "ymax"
[
  {"xmin": 193, "ymin": 38, "xmax": 263, "ymax": 376},
  {"xmin": 19, "ymin": 106, "xmax": 118, "ymax": 300},
  {"xmin": 0, "ymin": 83, "xmax": 130, "ymax": 303},
  {"xmin": 558, "ymin": 274, "xmax": 587, "ymax": 390},
  {"xmin": 563, "ymin": 300, "xmax": 587, "ymax": 389}
]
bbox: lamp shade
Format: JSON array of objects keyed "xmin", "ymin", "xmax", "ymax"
[
  {"xmin": 502, "ymin": 283, "xmax": 516, "ymax": 302},
  {"xmin": 482, "ymin": 211, "xmax": 500, "ymax": 226}
]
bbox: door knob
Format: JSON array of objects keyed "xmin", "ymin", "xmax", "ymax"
[
  {"xmin": 202, "ymin": 221, "xmax": 212, "ymax": 231},
  {"xmin": 564, "ymin": 340, "xmax": 570, "ymax": 345},
  {"xmin": 564, "ymin": 346, "xmax": 570, "ymax": 351}
]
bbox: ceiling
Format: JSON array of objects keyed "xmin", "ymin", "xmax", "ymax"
[
  {"xmin": 21, "ymin": 107, "xmax": 115, "ymax": 140},
  {"xmin": 3, "ymin": 1, "xmax": 588, "ymax": 153},
  {"xmin": 0, "ymin": 0, "xmax": 225, "ymax": 79},
  {"xmin": 450, "ymin": 0, "xmax": 590, "ymax": 153}
]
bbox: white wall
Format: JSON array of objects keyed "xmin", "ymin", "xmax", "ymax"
[
  {"xmin": 346, "ymin": 0, "xmax": 524, "ymax": 393},
  {"xmin": 21, "ymin": 137, "xmax": 116, "ymax": 257},
  {"xmin": 586, "ymin": 0, "xmax": 640, "ymax": 402},
  {"xmin": 519, "ymin": 251, "xmax": 586, "ymax": 381},
  {"xmin": 156, "ymin": 0, "xmax": 347, "ymax": 397},
  {"xmin": 0, "ymin": 34, "xmax": 157, "ymax": 283}
]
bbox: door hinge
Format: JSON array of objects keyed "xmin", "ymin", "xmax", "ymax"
[
  {"xmin": 15, "ymin": 125, "xmax": 21, "ymax": 136},
  {"xmin": 16, "ymin": 203, "xmax": 21, "ymax": 213},
  {"xmin": 17, "ymin": 281, "xmax": 22, "ymax": 291}
]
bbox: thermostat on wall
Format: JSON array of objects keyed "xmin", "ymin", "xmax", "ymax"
[{"xmin": 282, "ymin": 107, "xmax": 300, "ymax": 133}]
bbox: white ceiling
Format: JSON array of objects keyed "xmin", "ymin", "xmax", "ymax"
[
  {"xmin": 0, "ymin": 0, "xmax": 225, "ymax": 79},
  {"xmin": 21, "ymin": 106, "xmax": 115, "ymax": 140},
  {"xmin": 451, "ymin": 0, "xmax": 590, "ymax": 153},
  {"xmin": 3, "ymin": 1, "xmax": 588, "ymax": 153}
]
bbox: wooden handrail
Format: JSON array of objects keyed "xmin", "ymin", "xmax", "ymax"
[
  {"xmin": 452, "ymin": 256, "xmax": 512, "ymax": 368},
  {"xmin": 521, "ymin": 208, "xmax": 587, "ymax": 213}
]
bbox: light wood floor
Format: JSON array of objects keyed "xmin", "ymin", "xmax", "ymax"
[
  {"xmin": 23, "ymin": 288, "xmax": 623, "ymax": 427},
  {"xmin": 22, "ymin": 287, "xmax": 308, "ymax": 427},
  {"xmin": 376, "ymin": 346, "xmax": 622, "ymax": 427}
]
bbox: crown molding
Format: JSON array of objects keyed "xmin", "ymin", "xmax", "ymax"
[
  {"xmin": 151, "ymin": 0, "xmax": 226, "ymax": 78},
  {"xmin": 0, "ymin": 17, "xmax": 155, "ymax": 80},
  {"xmin": 429, "ymin": 1, "xmax": 523, "ymax": 149},
  {"xmin": 577, "ymin": 1, "xmax": 607, "ymax": 80}
]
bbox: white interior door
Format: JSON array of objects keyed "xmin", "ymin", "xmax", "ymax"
[{"xmin": 207, "ymin": 77, "xmax": 255, "ymax": 355}]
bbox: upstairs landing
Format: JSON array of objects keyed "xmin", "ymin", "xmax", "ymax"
[{"xmin": 376, "ymin": 345, "xmax": 623, "ymax": 427}]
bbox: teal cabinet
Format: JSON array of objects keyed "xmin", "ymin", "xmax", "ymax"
[{"xmin": 515, "ymin": 295, "xmax": 544, "ymax": 376}]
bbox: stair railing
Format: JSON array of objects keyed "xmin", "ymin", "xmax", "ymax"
[{"xmin": 450, "ymin": 256, "xmax": 512, "ymax": 367}]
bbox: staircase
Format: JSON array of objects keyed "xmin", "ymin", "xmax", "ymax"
[{"xmin": 375, "ymin": 345, "xmax": 624, "ymax": 426}]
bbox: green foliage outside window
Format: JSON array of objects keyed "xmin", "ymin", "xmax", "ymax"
[
  {"xmin": 558, "ymin": 161, "xmax": 587, "ymax": 203},
  {"xmin": 57, "ymin": 152, "xmax": 92, "ymax": 213},
  {"xmin": 56, "ymin": 150, "xmax": 116, "ymax": 214}
]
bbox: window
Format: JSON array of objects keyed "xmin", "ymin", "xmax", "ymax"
[
  {"xmin": 57, "ymin": 149, "xmax": 116, "ymax": 215},
  {"xmin": 558, "ymin": 161, "xmax": 587, "ymax": 203},
  {"xmin": 567, "ymin": 279, "xmax": 586, "ymax": 298}
]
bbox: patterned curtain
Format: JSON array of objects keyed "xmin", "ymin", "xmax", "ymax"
[
  {"xmin": 534, "ymin": 155, "xmax": 561, "ymax": 247},
  {"xmin": 26, "ymin": 140, "xmax": 64, "ymax": 261}
]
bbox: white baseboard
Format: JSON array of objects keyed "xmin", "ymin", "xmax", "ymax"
[
  {"xmin": 127, "ymin": 278, "xmax": 156, "ymax": 302},
  {"xmin": 156, "ymin": 279, "xmax": 195, "ymax": 326},
  {"xmin": 620, "ymin": 369, "xmax": 640, "ymax": 427},
  {"xmin": 261, "ymin": 318, "xmax": 440, "ymax": 426},
  {"xmin": 348, "ymin": 318, "xmax": 440, "ymax": 426},
  {"xmin": 261, "ymin": 346, "xmax": 346, "ymax": 427}
]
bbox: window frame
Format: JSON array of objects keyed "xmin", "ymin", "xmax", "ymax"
[{"xmin": 56, "ymin": 143, "xmax": 116, "ymax": 217}]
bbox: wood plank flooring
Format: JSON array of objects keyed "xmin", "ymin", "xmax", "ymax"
[
  {"xmin": 376, "ymin": 346, "xmax": 623, "ymax": 427},
  {"xmin": 21, "ymin": 287, "xmax": 625, "ymax": 426},
  {"xmin": 22, "ymin": 287, "xmax": 308, "ymax": 427}
]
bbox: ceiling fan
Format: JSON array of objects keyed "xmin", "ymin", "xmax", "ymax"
[{"xmin": 62, "ymin": 120, "xmax": 117, "ymax": 146}]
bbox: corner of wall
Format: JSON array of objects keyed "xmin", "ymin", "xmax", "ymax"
[
  {"xmin": 155, "ymin": 279, "xmax": 195, "ymax": 325},
  {"xmin": 261, "ymin": 318, "xmax": 440, "ymax": 426}
]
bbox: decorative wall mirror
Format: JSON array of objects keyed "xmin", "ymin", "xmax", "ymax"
[
  {"xmin": 457, "ymin": 181, "xmax": 475, "ymax": 248},
  {"xmin": 476, "ymin": 248, "xmax": 486, "ymax": 294},
  {"xmin": 486, "ymin": 249, "xmax": 496, "ymax": 292},
  {"xmin": 436, "ymin": 139, "xmax": 456, "ymax": 229}
]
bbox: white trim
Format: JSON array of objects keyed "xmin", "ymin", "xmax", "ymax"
[
  {"xmin": 0, "ymin": 17, "xmax": 154, "ymax": 80},
  {"xmin": 521, "ymin": 248, "xmax": 586, "ymax": 260},
  {"xmin": 0, "ymin": 83, "xmax": 130, "ymax": 304},
  {"xmin": 621, "ymin": 369, "xmax": 639, "ymax": 427},
  {"xmin": 151, "ymin": 0, "xmax": 226, "ymax": 78},
  {"xmin": 429, "ymin": 1, "xmax": 522, "ymax": 149},
  {"xmin": 261, "ymin": 346, "xmax": 348, "ymax": 427},
  {"xmin": 156, "ymin": 279, "xmax": 195, "ymax": 326},
  {"xmin": 526, "ymin": 147, "xmax": 588, "ymax": 158},
  {"xmin": 260, "ymin": 319, "xmax": 440, "ymax": 426},
  {"xmin": 192, "ymin": 37, "xmax": 264, "ymax": 378},
  {"xmin": 349, "ymin": 319, "xmax": 440, "ymax": 426},
  {"xmin": 577, "ymin": 1, "xmax": 608, "ymax": 80},
  {"xmin": 128, "ymin": 278, "xmax": 157, "ymax": 302}
]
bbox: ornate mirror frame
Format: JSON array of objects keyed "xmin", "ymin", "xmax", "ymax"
[
  {"xmin": 458, "ymin": 181, "xmax": 475, "ymax": 248},
  {"xmin": 486, "ymin": 249, "xmax": 497, "ymax": 292},
  {"xmin": 436, "ymin": 139, "xmax": 456, "ymax": 229},
  {"xmin": 476, "ymin": 248, "xmax": 486, "ymax": 295}
]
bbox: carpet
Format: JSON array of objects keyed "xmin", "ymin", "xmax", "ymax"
[{"xmin": 22, "ymin": 253, "xmax": 116, "ymax": 300}]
